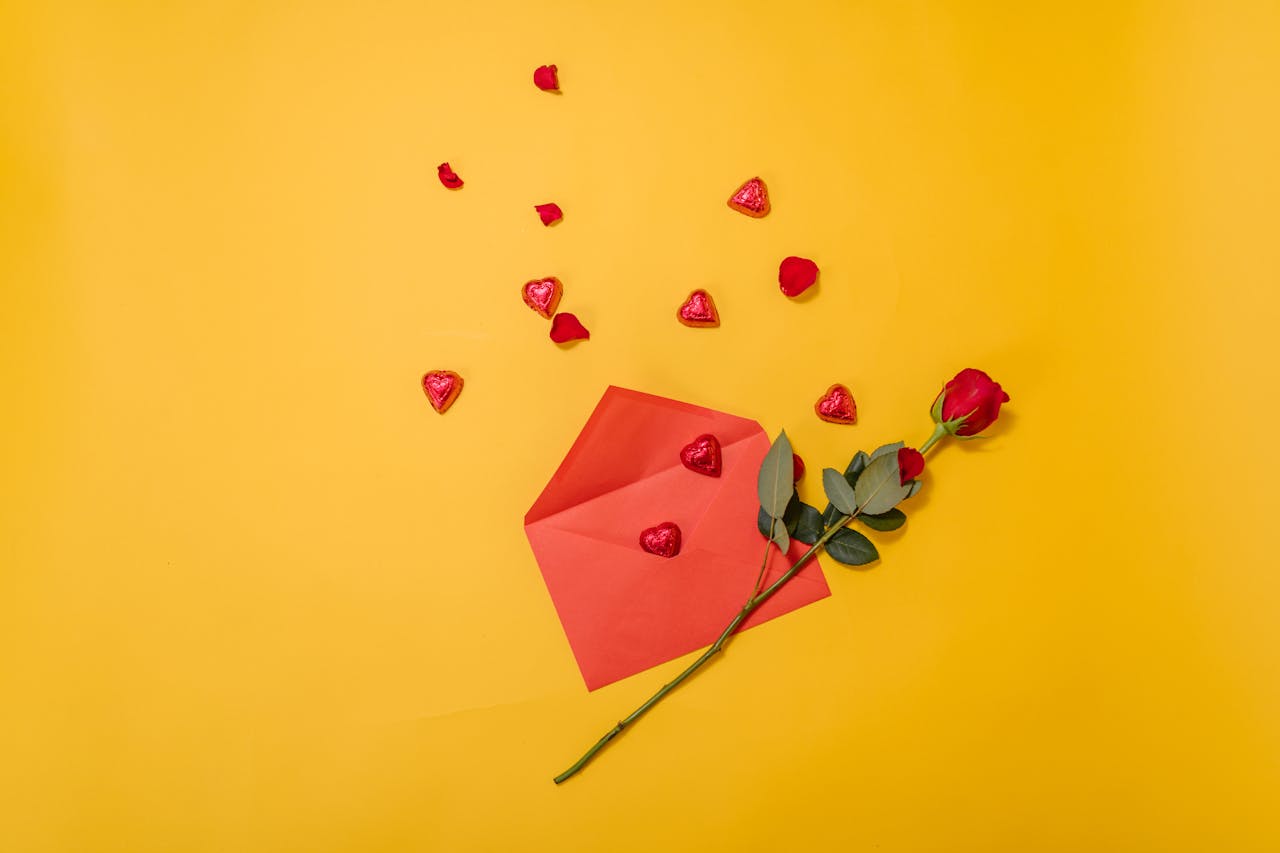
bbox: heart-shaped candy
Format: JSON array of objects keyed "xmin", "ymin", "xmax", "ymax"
[
  {"xmin": 422, "ymin": 370, "xmax": 464, "ymax": 413},
  {"xmin": 522, "ymin": 277, "xmax": 563, "ymax": 318},
  {"xmin": 727, "ymin": 176, "xmax": 770, "ymax": 218},
  {"xmin": 639, "ymin": 522, "xmax": 682, "ymax": 558},
  {"xmin": 815, "ymin": 383, "xmax": 857, "ymax": 424},
  {"xmin": 679, "ymin": 433, "xmax": 722, "ymax": 477},
  {"xmin": 677, "ymin": 289, "xmax": 720, "ymax": 327}
]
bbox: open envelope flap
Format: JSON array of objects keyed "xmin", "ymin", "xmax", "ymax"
[
  {"xmin": 525, "ymin": 386, "xmax": 761, "ymax": 526},
  {"xmin": 524, "ymin": 386, "xmax": 831, "ymax": 691}
]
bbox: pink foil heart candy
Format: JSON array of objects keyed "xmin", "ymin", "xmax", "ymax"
[
  {"xmin": 550, "ymin": 312, "xmax": 590, "ymax": 343},
  {"xmin": 679, "ymin": 433, "xmax": 722, "ymax": 478},
  {"xmin": 639, "ymin": 522, "xmax": 682, "ymax": 558},
  {"xmin": 676, "ymin": 289, "xmax": 720, "ymax": 328},
  {"xmin": 535, "ymin": 203, "xmax": 563, "ymax": 225},
  {"xmin": 522, "ymin": 277, "xmax": 563, "ymax": 319},
  {"xmin": 422, "ymin": 370, "xmax": 464, "ymax": 413},
  {"xmin": 779, "ymin": 256, "xmax": 819, "ymax": 297},
  {"xmin": 437, "ymin": 162, "xmax": 463, "ymax": 189},
  {"xmin": 727, "ymin": 176, "xmax": 770, "ymax": 218},
  {"xmin": 815, "ymin": 384, "xmax": 858, "ymax": 424},
  {"xmin": 534, "ymin": 64, "xmax": 560, "ymax": 91}
]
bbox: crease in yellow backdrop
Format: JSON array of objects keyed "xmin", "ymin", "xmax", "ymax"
[{"xmin": 2, "ymin": 1, "xmax": 1278, "ymax": 850}]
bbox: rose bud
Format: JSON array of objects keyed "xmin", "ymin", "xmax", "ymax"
[
  {"xmin": 897, "ymin": 447, "xmax": 925, "ymax": 484},
  {"xmin": 535, "ymin": 203, "xmax": 563, "ymax": 226},
  {"xmin": 792, "ymin": 453, "xmax": 805, "ymax": 482},
  {"xmin": 931, "ymin": 368, "xmax": 1011, "ymax": 437},
  {"xmin": 534, "ymin": 64, "xmax": 560, "ymax": 92},
  {"xmin": 437, "ymin": 162, "xmax": 464, "ymax": 189}
]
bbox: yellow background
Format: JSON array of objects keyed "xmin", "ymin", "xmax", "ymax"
[{"xmin": 3, "ymin": 1, "xmax": 1278, "ymax": 850}]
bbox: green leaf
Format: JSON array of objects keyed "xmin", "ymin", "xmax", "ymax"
[
  {"xmin": 859, "ymin": 507, "xmax": 907, "ymax": 531},
  {"xmin": 771, "ymin": 522, "xmax": 790, "ymax": 554},
  {"xmin": 869, "ymin": 441, "xmax": 905, "ymax": 462},
  {"xmin": 757, "ymin": 494, "xmax": 802, "ymax": 539},
  {"xmin": 757, "ymin": 431, "xmax": 795, "ymax": 519},
  {"xmin": 853, "ymin": 452, "xmax": 911, "ymax": 515},
  {"xmin": 824, "ymin": 528, "xmax": 879, "ymax": 566},
  {"xmin": 822, "ymin": 451, "xmax": 870, "ymax": 527},
  {"xmin": 822, "ymin": 468, "xmax": 858, "ymax": 515},
  {"xmin": 793, "ymin": 503, "xmax": 825, "ymax": 545}
]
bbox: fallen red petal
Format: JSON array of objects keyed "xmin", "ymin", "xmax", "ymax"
[
  {"xmin": 679, "ymin": 433, "xmax": 722, "ymax": 477},
  {"xmin": 422, "ymin": 370, "xmax": 464, "ymax": 413},
  {"xmin": 550, "ymin": 312, "xmax": 589, "ymax": 343},
  {"xmin": 535, "ymin": 203, "xmax": 563, "ymax": 226},
  {"xmin": 534, "ymin": 64, "xmax": 560, "ymax": 91},
  {"xmin": 815, "ymin": 383, "xmax": 857, "ymax": 424},
  {"xmin": 676, "ymin": 289, "xmax": 720, "ymax": 327},
  {"xmin": 727, "ymin": 176, "xmax": 770, "ymax": 218},
  {"xmin": 779, "ymin": 256, "xmax": 819, "ymax": 297},
  {"xmin": 522, "ymin": 277, "xmax": 563, "ymax": 319},
  {"xmin": 897, "ymin": 447, "xmax": 925, "ymax": 485},
  {"xmin": 437, "ymin": 162, "xmax": 463, "ymax": 189},
  {"xmin": 639, "ymin": 522, "xmax": 682, "ymax": 558}
]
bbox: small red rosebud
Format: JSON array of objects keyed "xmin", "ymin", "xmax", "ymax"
[
  {"xmin": 792, "ymin": 454, "xmax": 805, "ymax": 482},
  {"xmin": 437, "ymin": 162, "xmax": 463, "ymax": 189},
  {"xmin": 897, "ymin": 447, "xmax": 925, "ymax": 485},
  {"xmin": 932, "ymin": 368, "xmax": 1010, "ymax": 436},
  {"xmin": 534, "ymin": 65, "xmax": 560, "ymax": 91},
  {"xmin": 779, "ymin": 256, "xmax": 819, "ymax": 297},
  {"xmin": 535, "ymin": 203, "xmax": 563, "ymax": 225},
  {"xmin": 549, "ymin": 312, "xmax": 590, "ymax": 343}
]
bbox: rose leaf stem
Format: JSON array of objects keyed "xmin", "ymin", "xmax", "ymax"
[{"xmin": 552, "ymin": 514, "xmax": 854, "ymax": 785}]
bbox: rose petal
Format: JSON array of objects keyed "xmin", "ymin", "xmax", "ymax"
[
  {"xmin": 549, "ymin": 312, "xmax": 589, "ymax": 343},
  {"xmin": 421, "ymin": 370, "xmax": 464, "ymax": 413},
  {"xmin": 533, "ymin": 64, "xmax": 560, "ymax": 91},
  {"xmin": 522, "ymin": 277, "xmax": 563, "ymax": 319},
  {"xmin": 897, "ymin": 447, "xmax": 925, "ymax": 485},
  {"xmin": 535, "ymin": 203, "xmax": 563, "ymax": 226},
  {"xmin": 437, "ymin": 162, "xmax": 463, "ymax": 189},
  {"xmin": 727, "ymin": 176, "xmax": 770, "ymax": 218},
  {"xmin": 779, "ymin": 256, "xmax": 819, "ymax": 297}
]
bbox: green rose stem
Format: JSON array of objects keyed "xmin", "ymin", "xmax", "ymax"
[{"xmin": 553, "ymin": 428, "xmax": 951, "ymax": 785}]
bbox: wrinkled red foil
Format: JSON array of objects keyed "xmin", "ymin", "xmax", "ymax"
[
  {"xmin": 522, "ymin": 277, "xmax": 563, "ymax": 319},
  {"xmin": 727, "ymin": 176, "xmax": 770, "ymax": 217},
  {"xmin": 437, "ymin": 162, "xmax": 463, "ymax": 189},
  {"xmin": 779, "ymin": 256, "xmax": 819, "ymax": 297},
  {"xmin": 549, "ymin": 312, "xmax": 589, "ymax": 343},
  {"xmin": 814, "ymin": 383, "xmax": 857, "ymax": 424},
  {"xmin": 677, "ymin": 289, "xmax": 719, "ymax": 327},
  {"xmin": 679, "ymin": 433, "xmax": 722, "ymax": 477},
  {"xmin": 639, "ymin": 522, "xmax": 682, "ymax": 558},
  {"xmin": 422, "ymin": 370, "xmax": 464, "ymax": 413}
]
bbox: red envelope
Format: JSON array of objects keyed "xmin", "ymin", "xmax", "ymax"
[{"xmin": 525, "ymin": 386, "xmax": 830, "ymax": 690}]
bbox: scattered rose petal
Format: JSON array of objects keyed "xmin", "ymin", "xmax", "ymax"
[
  {"xmin": 550, "ymin": 312, "xmax": 589, "ymax": 343},
  {"xmin": 535, "ymin": 203, "xmax": 563, "ymax": 226},
  {"xmin": 814, "ymin": 383, "xmax": 858, "ymax": 424},
  {"xmin": 676, "ymin": 289, "xmax": 720, "ymax": 327},
  {"xmin": 639, "ymin": 522, "xmax": 682, "ymax": 558},
  {"xmin": 897, "ymin": 447, "xmax": 925, "ymax": 485},
  {"xmin": 522, "ymin": 277, "xmax": 563, "ymax": 319},
  {"xmin": 727, "ymin": 176, "xmax": 770, "ymax": 218},
  {"xmin": 779, "ymin": 256, "xmax": 819, "ymax": 297},
  {"xmin": 793, "ymin": 454, "xmax": 805, "ymax": 482},
  {"xmin": 437, "ymin": 162, "xmax": 463, "ymax": 189},
  {"xmin": 679, "ymin": 433, "xmax": 722, "ymax": 477},
  {"xmin": 534, "ymin": 64, "xmax": 560, "ymax": 91},
  {"xmin": 422, "ymin": 370, "xmax": 464, "ymax": 413}
]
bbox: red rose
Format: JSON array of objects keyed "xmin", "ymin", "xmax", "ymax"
[
  {"xmin": 896, "ymin": 447, "xmax": 924, "ymax": 484},
  {"xmin": 932, "ymin": 369, "xmax": 1010, "ymax": 436}
]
